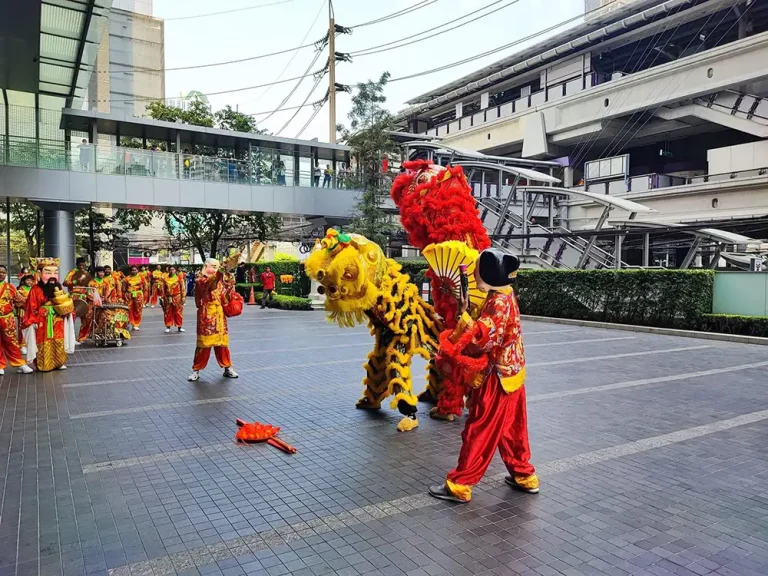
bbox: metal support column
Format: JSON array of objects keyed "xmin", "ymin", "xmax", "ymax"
[
  {"xmin": 521, "ymin": 187, "xmax": 527, "ymax": 252},
  {"xmin": 642, "ymin": 233, "xmax": 650, "ymax": 267},
  {"xmin": 332, "ymin": 156, "xmax": 337, "ymax": 188},
  {"xmin": 294, "ymin": 148, "xmax": 301, "ymax": 186},
  {"xmin": 576, "ymin": 205, "xmax": 610, "ymax": 269},
  {"xmin": 493, "ymin": 175, "xmax": 519, "ymax": 236},
  {"xmin": 708, "ymin": 244, "xmax": 722, "ymax": 269},
  {"xmin": 680, "ymin": 237, "xmax": 702, "ymax": 269},
  {"xmin": 42, "ymin": 207, "xmax": 76, "ymax": 276},
  {"xmin": 526, "ymin": 193, "xmax": 540, "ymax": 222},
  {"xmin": 5, "ymin": 198, "xmax": 10, "ymax": 268},
  {"xmin": 36, "ymin": 210, "xmax": 41, "ymax": 256},
  {"xmin": 481, "ymin": 171, "xmax": 486, "ymax": 198},
  {"xmin": 497, "ymin": 168, "xmax": 503, "ymax": 199},
  {"xmin": 548, "ymin": 196, "xmax": 554, "ymax": 228},
  {"xmin": 3, "ymin": 89, "xmax": 9, "ymax": 165},
  {"xmin": 88, "ymin": 208, "xmax": 95, "ymax": 271},
  {"xmin": 34, "ymin": 93, "xmax": 40, "ymax": 167},
  {"xmin": 614, "ymin": 234, "xmax": 623, "ymax": 270}
]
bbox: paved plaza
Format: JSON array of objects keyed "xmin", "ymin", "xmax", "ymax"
[{"xmin": 1, "ymin": 306, "xmax": 767, "ymax": 576}]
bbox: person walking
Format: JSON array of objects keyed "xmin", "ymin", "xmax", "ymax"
[
  {"xmin": 428, "ymin": 249, "xmax": 538, "ymax": 503},
  {"xmin": 260, "ymin": 266, "xmax": 275, "ymax": 309},
  {"xmin": 160, "ymin": 265, "xmax": 186, "ymax": 333},
  {"xmin": 188, "ymin": 258, "xmax": 238, "ymax": 381}
]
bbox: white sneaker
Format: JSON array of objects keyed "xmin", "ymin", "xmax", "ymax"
[
  {"xmin": 58, "ymin": 365, "xmax": 67, "ymax": 370},
  {"xmin": 0, "ymin": 369, "xmax": 4, "ymax": 376},
  {"xmin": 164, "ymin": 328, "xmax": 171, "ymax": 333},
  {"xmin": 223, "ymin": 367, "xmax": 239, "ymax": 378},
  {"xmin": 151, "ymin": 305, "xmax": 155, "ymax": 308},
  {"xmin": 134, "ymin": 326, "xmax": 140, "ymax": 332},
  {"xmin": 74, "ymin": 340, "xmax": 81, "ymax": 346},
  {"xmin": 188, "ymin": 371, "xmax": 199, "ymax": 381},
  {"xmin": 17, "ymin": 365, "xmax": 33, "ymax": 374},
  {"xmin": 178, "ymin": 327, "xmax": 185, "ymax": 332},
  {"xmin": 20, "ymin": 346, "xmax": 27, "ymax": 355}
]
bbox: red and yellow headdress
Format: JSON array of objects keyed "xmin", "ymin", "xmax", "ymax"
[{"xmin": 30, "ymin": 257, "xmax": 60, "ymax": 270}]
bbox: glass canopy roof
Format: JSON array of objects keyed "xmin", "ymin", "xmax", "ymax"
[{"xmin": 39, "ymin": 0, "xmax": 112, "ymax": 106}]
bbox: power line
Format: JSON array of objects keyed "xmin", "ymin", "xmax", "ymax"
[
  {"xmin": 349, "ymin": 0, "xmax": 439, "ymax": 29},
  {"xmin": 164, "ymin": 0, "xmax": 295, "ymax": 21},
  {"xmin": 350, "ymin": 0, "xmax": 522, "ymax": 57},
  {"xmin": 601, "ymin": 2, "xmax": 751, "ymax": 159},
  {"xmin": 251, "ymin": 0, "xmax": 328, "ymax": 121},
  {"xmin": 568, "ymin": 0, "xmax": 691, "ymax": 169},
  {"xmin": 385, "ymin": 0, "xmax": 612, "ymax": 84},
  {"xmin": 295, "ymin": 100, "xmax": 327, "ymax": 138},
  {"xmin": 276, "ymin": 74, "xmax": 327, "ymax": 135}
]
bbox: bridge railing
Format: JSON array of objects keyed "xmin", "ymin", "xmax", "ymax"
[{"xmin": 0, "ymin": 137, "xmax": 352, "ymax": 190}]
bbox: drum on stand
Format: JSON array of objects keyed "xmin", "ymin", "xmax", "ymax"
[{"xmin": 92, "ymin": 303, "xmax": 130, "ymax": 346}]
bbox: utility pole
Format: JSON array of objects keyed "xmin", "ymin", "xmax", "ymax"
[{"xmin": 328, "ymin": 0, "xmax": 336, "ymax": 143}]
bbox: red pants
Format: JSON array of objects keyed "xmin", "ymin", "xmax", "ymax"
[
  {"xmin": 128, "ymin": 296, "xmax": 143, "ymax": 327},
  {"xmin": 447, "ymin": 375, "xmax": 535, "ymax": 489},
  {"xmin": 0, "ymin": 314, "xmax": 25, "ymax": 369},
  {"xmin": 164, "ymin": 302, "xmax": 183, "ymax": 328},
  {"xmin": 78, "ymin": 305, "xmax": 93, "ymax": 342},
  {"xmin": 150, "ymin": 284, "xmax": 160, "ymax": 307},
  {"xmin": 192, "ymin": 346, "xmax": 231, "ymax": 370}
]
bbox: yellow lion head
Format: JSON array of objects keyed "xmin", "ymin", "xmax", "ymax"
[{"xmin": 305, "ymin": 230, "xmax": 389, "ymax": 327}]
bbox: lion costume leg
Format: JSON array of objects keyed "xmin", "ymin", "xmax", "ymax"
[
  {"xmin": 384, "ymin": 341, "xmax": 420, "ymax": 432},
  {"xmin": 357, "ymin": 329, "xmax": 389, "ymax": 410}
]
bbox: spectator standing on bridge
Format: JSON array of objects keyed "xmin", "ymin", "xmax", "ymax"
[
  {"xmin": 260, "ymin": 266, "xmax": 275, "ymax": 309},
  {"xmin": 313, "ymin": 161, "xmax": 321, "ymax": 187},
  {"xmin": 79, "ymin": 139, "xmax": 91, "ymax": 171},
  {"xmin": 323, "ymin": 164, "xmax": 333, "ymax": 188}
]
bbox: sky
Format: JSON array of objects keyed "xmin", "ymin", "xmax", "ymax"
[{"xmin": 151, "ymin": 0, "xmax": 588, "ymax": 141}]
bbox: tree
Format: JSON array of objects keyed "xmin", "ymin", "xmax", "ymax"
[
  {"xmin": 337, "ymin": 72, "xmax": 400, "ymax": 247},
  {"xmin": 7, "ymin": 201, "xmax": 42, "ymax": 257},
  {"xmin": 214, "ymin": 105, "xmax": 267, "ymax": 135},
  {"xmin": 163, "ymin": 212, "xmax": 281, "ymax": 262}
]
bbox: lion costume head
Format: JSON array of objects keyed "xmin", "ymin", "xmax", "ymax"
[{"xmin": 305, "ymin": 229, "xmax": 389, "ymax": 327}]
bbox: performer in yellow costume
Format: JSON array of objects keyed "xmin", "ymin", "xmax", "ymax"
[
  {"xmin": 305, "ymin": 229, "xmax": 443, "ymax": 432},
  {"xmin": 160, "ymin": 265, "xmax": 186, "ymax": 333},
  {"xmin": 22, "ymin": 258, "xmax": 76, "ymax": 372},
  {"xmin": 123, "ymin": 265, "xmax": 146, "ymax": 330},
  {"xmin": 188, "ymin": 258, "xmax": 238, "ymax": 381}
]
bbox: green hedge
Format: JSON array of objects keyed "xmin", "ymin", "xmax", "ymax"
[
  {"xmin": 699, "ymin": 314, "xmax": 768, "ymax": 337},
  {"xmin": 256, "ymin": 293, "xmax": 312, "ymax": 311},
  {"xmin": 513, "ymin": 269, "xmax": 715, "ymax": 329},
  {"xmin": 396, "ymin": 258, "xmax": 428, "ymax": 286}
]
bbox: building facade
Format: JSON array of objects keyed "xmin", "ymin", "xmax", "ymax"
[
  {"xmin": 87, "ymin": 2, "xmax": 165, "ymax": 117},
  {"xmin": 395, "ymin": 0, "xmax": 768, "ymax": 269}
]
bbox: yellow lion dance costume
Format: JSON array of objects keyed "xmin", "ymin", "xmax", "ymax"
[{"xmin": 305, "ymin": 229, "xmax": 443, "ymax": 432}]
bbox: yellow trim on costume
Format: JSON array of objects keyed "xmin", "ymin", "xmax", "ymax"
[
  {"xmin": 500, "ymin": 366, "xmax": 526, "ymax": 394},
  {"xmin": 445, "ymin": 479, "xmax": 472, "ymax": 502},
  {"xmin": 196, "ymin": 333, "xmax": 229, "ymax": 348},
  {"xmin": 514, "ymin": 473, "xmax": 539, "ymax": 491}
]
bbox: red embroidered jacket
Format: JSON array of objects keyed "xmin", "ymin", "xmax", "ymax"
[{"xmin": 454, "ymin": 289, "xmax": 526, "ymax": 393}]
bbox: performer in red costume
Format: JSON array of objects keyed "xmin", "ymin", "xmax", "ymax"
[
  {"xmin": 188, "ymin": 258, "xmax": 239, "ymax": 381},
  {"xmin": 391, "ymin": 161, "xmax": 491, "ymax": 419},
  {"xmin": 429, "ymin": 249, "xmax": 538, "ymax": 503}
]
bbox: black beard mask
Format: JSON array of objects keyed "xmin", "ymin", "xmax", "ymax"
[{"xmin": 40, "ymin": 278, "xmax": 63, "ymax": 301}]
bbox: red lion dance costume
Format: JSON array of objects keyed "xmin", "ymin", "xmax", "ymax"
[{"xmin": 391, "ymin": 160, "xmax": 491, "ymax": 418}]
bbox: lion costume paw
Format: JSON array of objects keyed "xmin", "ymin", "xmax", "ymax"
[{"xmin": 397, "ymin": 417, "xmax": 419, "ymax": 432}]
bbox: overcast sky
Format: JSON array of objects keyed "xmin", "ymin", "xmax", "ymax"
[{"xmin": 152, "ymin": 0, "xmax": 586, "ymax": 141}]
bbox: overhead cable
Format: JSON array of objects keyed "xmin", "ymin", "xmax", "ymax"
[
  {"xmin": 164, "ymin": 0, "xmax": 296, "ymax": 21},
  {"xmin": 349, "ymin": 0, "xmax": 439, "ymax": 29},
  {"xmin": 350, "ymin": 0, "xmax": 522, "ymax": 57}
]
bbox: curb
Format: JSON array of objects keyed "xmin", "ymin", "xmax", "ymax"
[{"xmin": 521, "ymin": 315, "xmax": 768, "ymax": 347}]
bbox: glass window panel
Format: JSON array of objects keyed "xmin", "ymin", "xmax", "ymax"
[
  {"xmin": 41, "ymin": 4, "xmax": 85, "ymax": 39},
  {"xmin": 40, "ymin": 34, "xmax": 79, "ymax": 61}
]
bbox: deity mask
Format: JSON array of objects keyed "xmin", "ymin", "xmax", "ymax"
[{"xmin": 202, "ymin": 259, "xmax": 220, "ymax": 278}]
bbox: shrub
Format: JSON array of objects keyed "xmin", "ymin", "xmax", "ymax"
[
  {"xmin": 698, "ymin": 314, "xmax": 768, "ymax": 337},
  {"xmin": 258, "ymin": 293, "xmax": 312, "ymax": 311},
  {"xmin": 395, "ymin": 258, "xmax": 428, "ymax": 287},
  {"xmin": 514, "ymin": 269, "xmax": 715, "ymax": 329}
]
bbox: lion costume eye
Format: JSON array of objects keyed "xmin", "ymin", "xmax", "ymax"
[{"xmin": 342, "ymin": 267, "xmax": 358, "ymax": 280}]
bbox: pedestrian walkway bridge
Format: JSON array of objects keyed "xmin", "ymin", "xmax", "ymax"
[{"xmin": 0, "ymin": 109, "xmax": 358, "ymax": 217}]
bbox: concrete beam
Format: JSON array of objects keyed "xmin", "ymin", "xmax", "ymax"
[{"xmin": 656, "ymin": 103, "xmax": 768, "ymax": 138}]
